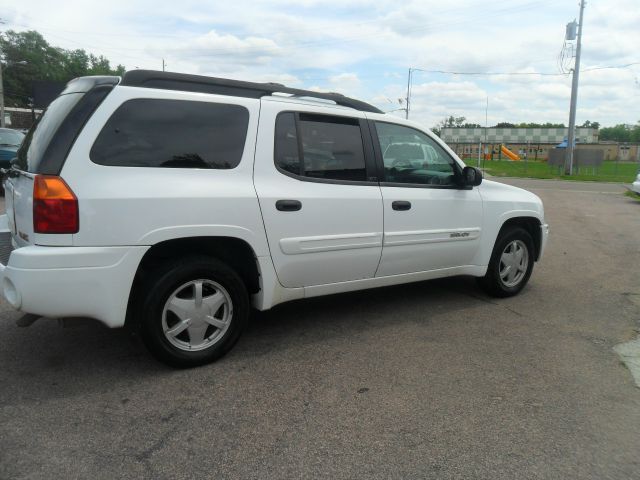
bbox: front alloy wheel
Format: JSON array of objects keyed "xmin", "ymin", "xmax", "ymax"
[
  {"xmin": 478, "ymin": 226, "xmax": 535, "ymax": 297},
  {"xmin": 498, "ymin": 239, "xmax": 529, "ymax": 288}
]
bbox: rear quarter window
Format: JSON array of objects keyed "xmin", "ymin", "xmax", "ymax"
[
  {"xmin": 90, "ymin": 98, "xmax": 249, "ymax": 169},
  {"xmin": 15, "ymin": 93, "xmax": 84, "ymax": 172}
]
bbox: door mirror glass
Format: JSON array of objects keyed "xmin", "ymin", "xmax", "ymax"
[{"xmin": 462, "ymin": 166, "xmax": 483, "ymax": 187}]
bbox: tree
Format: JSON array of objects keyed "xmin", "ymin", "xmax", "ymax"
[
  {"xmin": 631, "ymin": 122, "xmax": 640, "ymax": 143},
  {"xmin": 494, "ymin": 122, "xmax": 515, "ymax": 128},
  {"xmin": 581, "ymin": 120, "xmax": 600, "ymax": 129},
  {"xmin": 434, "ymin": 115, "xmax": 467, "ymax": 130},
  {"xmin": 0, "ymin": 30, "xmax": 126, "ymax": 107},
  {"xmin": 599, "ymin": 124, "xmax": 632, "ymax": 142}
]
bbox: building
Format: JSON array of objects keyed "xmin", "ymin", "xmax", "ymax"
[
  {"xmin": 3, "ymin": 107, "xmax": 42, "ymax": 130},
  {"xmin": 440, "ymin": 127, "xmax": 598, "ymax": 144},
  {"xmin": 439, "ymin": 127, "xmax": 612, "ymax": 161}
]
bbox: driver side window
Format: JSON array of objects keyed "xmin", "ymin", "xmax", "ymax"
[{"xmin": 375, "ymin": 122, "xmax": 458, "ymax": 186}]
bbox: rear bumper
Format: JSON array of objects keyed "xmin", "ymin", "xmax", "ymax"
[{"xmin": 0, "ymin": 242, "xmax": 149, "ymax": 328}]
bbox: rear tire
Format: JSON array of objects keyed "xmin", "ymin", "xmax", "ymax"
[
  {"xmin": 139, "ymin": 256, "xmax": 249, "ymax": 368},
  {"xmin": 477, "ymin": 226, "xmax": 535, "ymax": 298}
]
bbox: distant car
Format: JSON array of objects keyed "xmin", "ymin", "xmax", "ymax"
[
  {"xmin": 0, "ymin": 128, "xmax": 25, "ymax": 169},
  {"xmin": 632, "ymin": 171, "xmax": 640, "ymax": 194}
]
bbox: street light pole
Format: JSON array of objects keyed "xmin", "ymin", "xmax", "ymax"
[{"xmin": 565, "ymin": 0, "xmax": 586, "ymax": 175}]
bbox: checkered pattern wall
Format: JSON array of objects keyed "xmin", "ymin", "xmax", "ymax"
[{"xmin": 440, "ymin": 127, "xmax": 598, "ymax": 144}]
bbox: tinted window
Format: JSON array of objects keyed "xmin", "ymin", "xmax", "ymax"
[
  {"xmin": 274, "ymin": 112, "xmax": 367, "ymax": 182},
  {"xmin": 15, "ymin": 93, "xmax": 83, "ymax": 172},
  {"xmin": 91, "ymin": 99, "xmax": 249, "ymax": 169},
  {"xmin": 375, "ymin": 122, "xmax": 458, "ymax": 186},
  {"xmin": 274, "ymin": 113, "xmax": 300, "ymax": 175}
]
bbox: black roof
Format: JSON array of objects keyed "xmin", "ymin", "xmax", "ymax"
[{"xmin": 120, "ymin": 70, "xmax": 383, "ymax": 114}]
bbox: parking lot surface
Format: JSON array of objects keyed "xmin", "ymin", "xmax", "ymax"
[{"xmin": 1, "ymin": 178, "xmax": 639, "ymax": 480}]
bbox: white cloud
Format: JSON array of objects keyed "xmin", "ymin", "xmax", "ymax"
[{"xmin": 1, "ymin": 0, "xmax": 638, "ymax": 127}]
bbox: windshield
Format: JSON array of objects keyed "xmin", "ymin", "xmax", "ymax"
[{"xmin": 0, "ymin": 129, "xmax": 25, "ymax": 147}]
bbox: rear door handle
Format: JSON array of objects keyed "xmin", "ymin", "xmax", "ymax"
[
  {"xmin": 276, "ymin": 199, "xmax": 302, "ymax": 212},
  {"xmin": 392, "ymin": 200, "xmax": 411, "ymax": 211}
]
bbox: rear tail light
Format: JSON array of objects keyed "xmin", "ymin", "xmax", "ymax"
[{"xmin": 33, "ymin": 175, "xmax": 79, "ymax": 234}]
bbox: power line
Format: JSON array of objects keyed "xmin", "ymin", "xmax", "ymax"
[
  {"xmin": 582, "ymin": 62, "xmax": 640, "ymax": 72},
  {"xmin": 408, "ymin": 62, "xmax": 639, "ymax": 78},
  {"xmin": 412, "ymin": 68, "xmax": 568, "ymax": 76}
]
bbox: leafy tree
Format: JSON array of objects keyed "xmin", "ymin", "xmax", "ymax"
[
  {"xmin": 434, "ymin": 115, "xmax": 467, "ymax": 130},
  {"xmin": 494, "ymin": 122, "xmax": 515, "ymax": 128},
  {"xmin": 631, "ymin": 122, "xmax": 640, "ymax": 143},
  {"xmin": 580, "ymin": 120, "xmax": 600, "ymax": 129},
  {"xmin": 0, "ymin": 30, "xmax": 126, "ymax": 107},
  {"xmin": 599, "ymin": 124, "xmax": 632, "ymax": 142}
]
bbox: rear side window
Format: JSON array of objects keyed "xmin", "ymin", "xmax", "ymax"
[
  {"xmin": 274, "ymin": 112, "xmax": 367, "ymax": 182},
  {"xmin": 91, "ymin": 99, "xmax": 249, "ymax": 169},
  {"xmin": 15, "ymin": 93, "xmax": 83, "ymax": 172}
]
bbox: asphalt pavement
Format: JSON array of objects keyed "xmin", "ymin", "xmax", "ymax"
[{"xmin": 1, "ymin": 178, "xmax": 639, "ymax": 480}]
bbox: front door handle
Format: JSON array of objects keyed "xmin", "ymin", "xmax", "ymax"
[
  {"xmin": 392, "ymin": 200, "xmax": 411, "ymax": 211},
  {"xmin": 276, "ymin": 199, "xmax": 302, "ymax": 212}
]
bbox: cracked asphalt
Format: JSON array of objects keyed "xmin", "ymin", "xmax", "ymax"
[{"xmin": 1, "ymin": 178, "xmax": 639, "ymax": 480}]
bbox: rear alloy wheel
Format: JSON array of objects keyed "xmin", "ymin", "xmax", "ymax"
[
  {"xmin": 140, "ymin": 256, "xmax": 249, "ymax": 367},
  {"xmin": 162, "ymin": 279, "xmax": 233, "ymax": 352},
  {"xmin": 478, "ymin": 227, "xmax": 535, "ymax": 297}
]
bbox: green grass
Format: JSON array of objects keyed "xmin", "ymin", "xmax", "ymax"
[
  {"xmin": 624, "ymin": 190, "xmax": 640, "ymax": 202},
  {"xmin": 479, "ymin": 160, "xmax": 638, "ymax": 183}
]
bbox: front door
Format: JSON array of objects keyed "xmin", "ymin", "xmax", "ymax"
[{"xmin": 371, "ymin": 121, "xmax": 483, "ymax": 277}]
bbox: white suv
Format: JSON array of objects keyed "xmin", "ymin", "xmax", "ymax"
[{"xmin": 0, "ymin": 71, "xmax": 548, "ymax": 367}]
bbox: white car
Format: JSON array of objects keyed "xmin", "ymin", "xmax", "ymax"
[
  {"xmin": 632, "ymin": 171, "xmax": 640, "ymax": 194},
  {"xmin": 0, "ymin": 71, "xmax": 548, "ymax": 367}
]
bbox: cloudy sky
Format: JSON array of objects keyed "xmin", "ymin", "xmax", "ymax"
[{"xmin": 2, "ymin": 0, "xmax": 639, "ymax": 128}]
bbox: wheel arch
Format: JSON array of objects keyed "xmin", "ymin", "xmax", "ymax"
[
  {"xmin": 497, "ymin": 215, "xmax": 543, "ymax": 261},
  {"xmin": 125, "ymin": 236, "xmax": 262, "ymax": 327}
]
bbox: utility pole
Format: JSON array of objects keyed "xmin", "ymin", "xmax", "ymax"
[
  {"xmin": 565, "ymin": 0, "xmax": 586, "ymax": 175},
  {"xmin": 162, "ymin": 59, "xmax": 166, "ymax": 72},
  {"xmin": 0, "ymin": 19, "xmax": 5, "ymax": 128},
  {"xmin": 405, "ymin": 68, "xmax": 412, "ymax": 119},
  {"xmin": 0, "ymin": 55, "xmax": 5, "ymax": 128}
]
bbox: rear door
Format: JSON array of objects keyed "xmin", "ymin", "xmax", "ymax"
[{"xmin": 254, "ymin": 101, "xmax": 383, "ymax": 288}]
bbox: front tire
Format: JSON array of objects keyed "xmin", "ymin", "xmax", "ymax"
[
  {"xmin": 478, "ymin": 226, "xmax": 535, "ymax": 297},
  {"xmin": 139, "ymin": 256, "xmax": 249, "ymax": 368}
]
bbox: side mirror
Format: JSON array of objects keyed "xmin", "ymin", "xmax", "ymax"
[{"xmin": 462, "ymin": 166, "xmax": 483, "ymax": 187}]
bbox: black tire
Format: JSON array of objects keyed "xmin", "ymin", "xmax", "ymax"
[
  {"xmin": 477, "ymin": 226, "xmax": 535, "ymax": 298},
  {"xmin": 139, "ymin": 255, "xmax": 249, "ymax": 368}
]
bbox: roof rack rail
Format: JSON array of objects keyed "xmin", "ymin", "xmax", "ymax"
[{"xmin": 120, "ymin": 70, "xmax": 383, "ymax": 114}]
